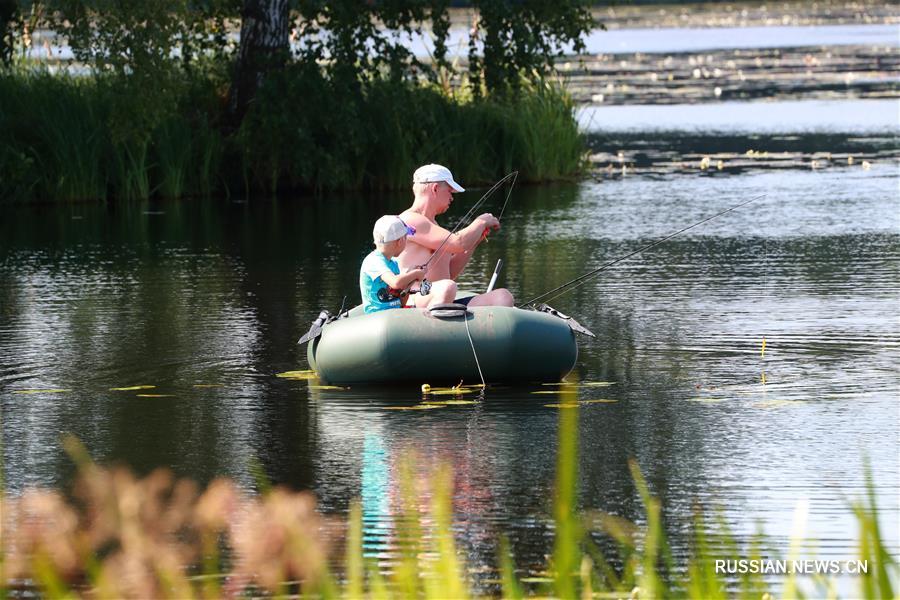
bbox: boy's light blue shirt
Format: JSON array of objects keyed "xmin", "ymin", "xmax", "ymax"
[{"xmin": 360, "ymin": 250, "xmax": 403, "ymax": 313}]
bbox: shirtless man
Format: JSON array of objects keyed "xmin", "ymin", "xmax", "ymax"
[{"xmin": 397, "ymin": 164, "xmax": 515, "ymax": 307}]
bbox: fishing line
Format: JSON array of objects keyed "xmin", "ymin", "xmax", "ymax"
[
  {"xmin": 521, "ymin": 194, "xmax": 766, "ymax": 308},
  {"xmin": 423, "ymin": 170, "xmax": 519, "ymax": 270},
  {"xmin": 497, "ymin": 171, "xmax": 519, "ymax": 220}
]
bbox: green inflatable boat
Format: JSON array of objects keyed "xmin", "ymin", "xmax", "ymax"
[{"xmin": 303, "ymin": 298, "xmax": 590, "ymax": 385}]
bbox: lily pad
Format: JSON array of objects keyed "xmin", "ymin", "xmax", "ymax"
[
  {"xmin": 422, "ymin": 399, "xmax": 478, "ymax": 406},
  {"xmin": 136, "ymin": 394, "xmax": 174, "ymax": 398},
  {"xmin": 309, "ymin": 385, "xmax": 349, "ymax": 390},
  {"xmin": 276, "ymin": 370, "xmax": 318, "ymax": 380},
  {"xmin": 424, "ymin": 388, "xmax": 477, "ymax": 396},
  {"xmin": 109, "ymin": 385, "xmax": 156, "ymax": 391},
  {"xmin": 545, "ymin": 403, "xmax": 579, "ymax": 408}
]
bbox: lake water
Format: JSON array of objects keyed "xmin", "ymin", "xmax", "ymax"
[
  {"xmin": 2, "ymin": 150, "xmax": 898, "ymax": 594},
  {"xmin": 578, "ymin": 98, "xmax": 900, "ymax": 133},
  {"xmin": 396, "ymin": 23, "xmax": 899, "ymax": 58},
  {"xmin": 29, "ymin": 22, "xmax": 899, "ymax": 63}
]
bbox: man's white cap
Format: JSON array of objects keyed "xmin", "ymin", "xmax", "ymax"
[
  {"xmin": 373, "ymin": 215, "xmax": 415, "ymax": 244},
  {"xmin": 413, "ymin": 163, "xmax": 465, "ymax": 193}
]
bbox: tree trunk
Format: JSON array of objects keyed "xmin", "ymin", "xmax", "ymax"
[{"xmin": 227, "ymin": 0, "xmax": 290, "ymax": 129}]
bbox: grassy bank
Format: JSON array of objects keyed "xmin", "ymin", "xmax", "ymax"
[
  {"xmin": 0, "ymin": 67, "xmax": 585, "ymax": 203},
  {"xmin": 2, "ymin": 394, "xmax": 896, "ymax": 598}
]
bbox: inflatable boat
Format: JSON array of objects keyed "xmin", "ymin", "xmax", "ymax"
[{"xmin": 302, "ymin": 296, "xmax": 591, "ymax": 385}]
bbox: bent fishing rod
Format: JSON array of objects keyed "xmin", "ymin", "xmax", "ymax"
[
  {"xmin": 421, "ymin": 170, "xmax": 518, "ymax": 271},
  {"xmin": 521, "ymin": 194, "xmax": 766, "ymax": 308}
]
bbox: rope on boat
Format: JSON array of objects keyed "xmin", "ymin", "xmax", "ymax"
[
  {"xmin": 428, "ymin": 303, "xmax": 486, "ymax": 387},
  {"xmin": 463, "ymin": 313, "xmax": 486, "ymax": 388}
]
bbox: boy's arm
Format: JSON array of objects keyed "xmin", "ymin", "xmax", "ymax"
[{"xmin": 380, "ymin": 268, "xmax": 424, "ymax": 290}]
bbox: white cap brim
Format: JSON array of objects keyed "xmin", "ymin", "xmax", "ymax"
[{"xmin": 447, "ymin": 179, "xmax": 465, "ymax": 193}]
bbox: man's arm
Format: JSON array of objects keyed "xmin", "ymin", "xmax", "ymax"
[{"xmin": 403, "ymin": 212, "xmax": 498, "ymax": 255}]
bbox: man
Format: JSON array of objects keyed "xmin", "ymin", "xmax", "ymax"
[{"xmin": 397, "ymin": 164, "xmax": 515, "ymax": 307}]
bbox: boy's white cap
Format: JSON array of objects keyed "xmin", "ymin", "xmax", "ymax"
[
  {"xmin": 373, "ymin": 215, "xmax": 415, "ymax": 244},
  {"xmin": 413, "ymin": 163, "xmax": 465, "ymax": 192}
]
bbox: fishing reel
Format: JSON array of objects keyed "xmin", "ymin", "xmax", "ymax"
[
  {"xmin": 376, "ymin": 286, "xmax": 401, "ymax": 303},
  {"xmin": 376, "ymin": 279, "xmax": 431, "ymax": 303}
]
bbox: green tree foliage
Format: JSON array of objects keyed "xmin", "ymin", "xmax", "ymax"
[
  {"xmin": 53, "ymin": 0, "xmax": 236, "ymax": 140},
  {"xmin": 469, "ymin": 0, "xmax": 594, "ymax": 96}
]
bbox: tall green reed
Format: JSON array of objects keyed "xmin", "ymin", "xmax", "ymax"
[{"xmin": 1, "ymin": 66, "xmax": 584, "ymax": 201}]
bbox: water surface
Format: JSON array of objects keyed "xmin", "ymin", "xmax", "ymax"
[
  {"xmin": 1, "ymin": 163, "xmax": 897, "ymax": 593},
  {"xmin": 578, "ymin": 98, "xmax": 900, "ymax": 134}
]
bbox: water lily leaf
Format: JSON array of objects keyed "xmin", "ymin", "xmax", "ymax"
[
  {"xmin": 276, "ymin": 370, "xmax": 318, "ymax": 380},
  {"xmin": 425, "ymin": 388, "xmax": 477, "ymax": 396},
  {"xmin": 13, "ymin": 389, "xmax": 71, "ymax": 394},
  {"xmin": 136, "ymin": 394, "xmax": 174, "ymax": 398},
  {"xmin": 531, "ymin": 390, "xmax": 563, "ymax": 395},
  {"xmin": 309, "ymin": 385, "xmax": 349, "ymax": 390},
  {"xmin": 545, "ymin": 403, "xmax": 579, "ymax": 408},
  {"xmin": 422, "ymin": 399, "xmax": 478, "ymax": 406},
  {"xmin": 109, "ymin": 385, "xmax": 156, "ymax": 391}
]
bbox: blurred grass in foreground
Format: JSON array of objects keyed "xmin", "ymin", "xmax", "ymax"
[{"xmin": 1, "ymin": 403, "xmax": 896, "ymax": 598}]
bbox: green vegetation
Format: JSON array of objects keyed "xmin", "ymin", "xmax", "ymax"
[
  {"xmin": 0, "ymin": 67, "xmax": 584, "ymax": 201},
  {"xmin": 0, "ymin": 0, "xmax": 593, "ymax": 202},
  {"xmin": 2, "ymin": 397, "xmax": 896, "ymax": 598}
]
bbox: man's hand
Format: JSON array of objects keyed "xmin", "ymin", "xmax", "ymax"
[{"xmin": 478, "ymin": 212, "xmax": 501, "ymax": 230}]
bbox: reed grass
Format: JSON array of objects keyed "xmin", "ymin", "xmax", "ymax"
[
  {"xmin": 0, "ymin": 66, "xmax": 584, "ymax": 202},
  {"xmin": 1, "ymin": 421, "xmax": 896, "ymax": 598}
]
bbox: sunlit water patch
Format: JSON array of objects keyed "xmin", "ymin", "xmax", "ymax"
[{"xmin": 578, "ymin": 98, "xmax": 900, "ymax": 134}]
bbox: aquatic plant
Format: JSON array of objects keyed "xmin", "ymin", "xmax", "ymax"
[{"xmin": 0, "ymin": 66, "xmax": 583, "ymax": 202}]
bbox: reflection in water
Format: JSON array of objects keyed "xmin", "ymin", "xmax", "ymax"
[
  {"xmin": 361, "ymin": 433, "xmax": 391, "ymax": 555},
  {"xmin": 1, "ymin": 161, "xmax": 898, "ymax": 589}
]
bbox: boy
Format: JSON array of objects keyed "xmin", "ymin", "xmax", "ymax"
[{"xmin": 360, "ymin": 215, "xmax": 457, "ymax": 313}]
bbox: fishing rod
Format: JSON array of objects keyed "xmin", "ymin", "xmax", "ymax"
[
  {"xmin": 521, "ymin": 194, "xmax": 766, "ymax": 308},
  {"xmin": 422, "ymin": 170, "xmax": 519, "ymax": 270}
]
